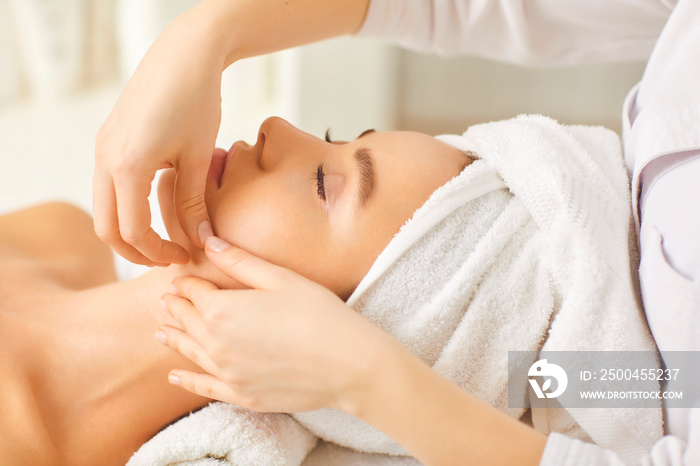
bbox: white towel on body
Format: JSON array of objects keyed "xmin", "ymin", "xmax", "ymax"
[
  {"xmin": 126, "ymin": 403, "xmax": 317, "ymax": 466},
  {"xmin": 132, "ymin": 115, "xmax": 662, "ymax": 465}
]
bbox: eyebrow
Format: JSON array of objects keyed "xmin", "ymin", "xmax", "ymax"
[{"xmin": 353, "ymin": 129, "xmax": 376, "ymax": 206}]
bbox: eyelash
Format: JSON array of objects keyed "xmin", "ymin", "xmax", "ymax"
[
  {"xmin": 316, "ymin": 163, "xmax": 326, "ymax": 201},
  {"xmin": 316, "ymin": 128, "xmax": 338, "ymax": 202}
]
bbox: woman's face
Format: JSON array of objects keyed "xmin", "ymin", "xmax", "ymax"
[{"xmin": 161, "ymin": 117, "xmax": 469, "ymax": 299}]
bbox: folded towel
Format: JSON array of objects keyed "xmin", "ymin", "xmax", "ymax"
[
  {"xmin": 126, "ymin": 403, "xmax": 317, "ymax": 466},
  {"xmin": 134, "ymin": 115, "xmax": 661, "ymax": 465}
]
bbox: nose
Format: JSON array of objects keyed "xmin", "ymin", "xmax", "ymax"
[{"xmin": 257, "ymin": 116, "xmax": 321, "ymax": 171}]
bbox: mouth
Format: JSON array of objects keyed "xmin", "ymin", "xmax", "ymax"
[
  {"xmin": 207, "ymin": 135, "xmax": 264, "ymax": 190},
  {"xmin": 207, "ymin": 144, "xmax": 239, "ymax": 189}
]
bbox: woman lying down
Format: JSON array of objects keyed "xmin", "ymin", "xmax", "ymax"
[{"xmin": 1, "ymin": 115, "xmax": 661, "ymax": 465}]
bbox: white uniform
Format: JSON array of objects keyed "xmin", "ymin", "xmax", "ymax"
[{"xmin": 356, "ymin": 1, "xmax": 700, "ymax": 464}]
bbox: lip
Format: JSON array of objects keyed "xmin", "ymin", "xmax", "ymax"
[
  {"xmin": 207, "ymin": 148, "xmax": 228, "ymax": 190},
  {"xmin": 208, "ymin": 142, "xmax": 243, "ymax": 189}
]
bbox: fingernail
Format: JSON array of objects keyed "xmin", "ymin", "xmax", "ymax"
[
  {"xmin": 168, "ymin": 372, "xmax": 180, "ymax": 386},
  {"xmin": 198, "ymin": 220, "xmax": 213, "ymax": 246},
  {"xmin": 154, "ymin": 330, "xmax": 167, "ymax": 344},
  {"xmin": 205, "ymin": 235, "xmax": 231, "ymax": 253},
  {"xmin": 171, "ymin": 283, "xmax": 179, "ymax": 294}
]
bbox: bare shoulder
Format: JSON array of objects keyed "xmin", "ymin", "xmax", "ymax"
[
  {"xmin": 0, "ymin": 402, "xmax": 64, "ymax": 466},
  {"xmin": 0, "ymin": 342, "xmax": 64, "ymax": 466},
  {"xmin": 0, "ymin": 202, "xmax": 117, "ymax": 289}
]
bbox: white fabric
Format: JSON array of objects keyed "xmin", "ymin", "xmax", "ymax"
[
  {"xmin": 621, "ymin": 4, "xmax": 700, "ymax": 452},
  {"xmin": 293, "ymin": 115, "xmax": 661, "ymax": 465},
  {"xmin": 359, "ymin": 1, "xmax": 700, "ymax": 465},
  {"xmin": 543, "ymin": 400, "xmax": 700, "ymax": 466},
  {"xmin": 357, "ymin": 0, "xmax": 672, "ymax": 65},
  {"xmin": 638, "ymin": 151, "xmax": 700, "ymax": 282},
  {"xmin": 611, "ymin": 0, "xmax": 700, "ymax": 462},
  {"xmin": 349, "ymin": 163, "xmax": 507, "ymax": 300},
  {"xmin": 126, "ymin": 403, "xmax": 317, "ymax": 466}
]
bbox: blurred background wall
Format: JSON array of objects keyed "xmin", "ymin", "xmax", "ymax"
[{"xmin": 0, "ymin": 0, "xmax": 645, "ymax": 211}]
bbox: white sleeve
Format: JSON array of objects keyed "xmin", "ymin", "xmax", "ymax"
[
  {"xmin": 541, "ymin": 407, "xmax": 700, "ymax": 466},
  {"xmin": 356, "ymin": 0, "xmax": 672, "ymax": 65}
]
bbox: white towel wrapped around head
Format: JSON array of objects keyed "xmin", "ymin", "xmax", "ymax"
[
  {"xmin": 133, "ymin": 115, "xmax": 662, "ymax": 465},
  {"xmin": 293, "ymin": 115, "xmax": 662, "ymax": 464}
]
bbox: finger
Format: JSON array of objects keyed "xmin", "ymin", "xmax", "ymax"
[
  {"xmin": 113, "ymin": 170, "xmax": 189, "ymax": 265},
  {"xmin": 157, "ymin": 325, "xmax": 222, "ymax": 377},
  {"xmin": 168, "ymin": 370, "xmax": 239, "ymax": 404},
  {"xmin": 204, "ymin": 236, "xmax": 295, "ymax": 290},
  {"xmin": 92, "ymin": 170, "xmax": 165, "ymax": 267},
  {"xmin": 152, "ymin": 297, "xmax": 184, "ymax": 330},
  {"xmin": 171, "ymin": 275, "xmax": 220, "ymax": 310},
  {"xmin": 161, "ymin": 293, "xmax": 209, "ymax": 342},
  {"xmin": 174, "ymin": 149, "xmax": 222, "ymax": 248}
]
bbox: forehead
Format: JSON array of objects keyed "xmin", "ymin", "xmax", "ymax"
[
  {"xmin": 361, "ymin": 130, "xmax": 465, "ymax": 176},
  {"xmin": 350, "ymin": 129, "xmax": 466, "ymax": 230}
]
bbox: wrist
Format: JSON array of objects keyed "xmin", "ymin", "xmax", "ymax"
[
  {"xmin": 160, "ymin": 2, "xmax": 232, "ymax": 70},
  {"xmin": 175, "ymin": 0, "xmax": 372, "ymax": 68},
  {"xmin": 335, "ymin": 329, "xmax": 416, "ymax": 421}
]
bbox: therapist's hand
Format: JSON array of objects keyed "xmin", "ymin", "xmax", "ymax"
[
  {"xmin": 157, "ymin": 236, "xmax": 393, "ymax": 414},
  {"xmin": 93, "ymin": 16, "xmax": 224, "ymax": 266}
]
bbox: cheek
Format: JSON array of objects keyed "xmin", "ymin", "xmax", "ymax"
[
  {"xmin": 210, "ymin": 185, "xmax": 317, "ymax": 274},
  {"xmin": 215, "ymin": 201, "xmax": 290, "ymax": 258},
  {"xmin": 209, "ymin": 186, "xmax": 359, "ymax": 295}
]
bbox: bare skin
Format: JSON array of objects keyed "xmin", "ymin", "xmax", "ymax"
[
  {"xmin": 0, "ymin": 203, "xmax": 207, "ymax": 465},
  {"xmin": 1, "ymin": 120, "xmax": 470, "ymax": 465},
  {"xmin": 94, "ymin": 0, "xmax": 371, "ymax": 264}
]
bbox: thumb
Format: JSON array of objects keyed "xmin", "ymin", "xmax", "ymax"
[
  {"xmin": 174, "ymin": 149, "xmax": 223, "ymax": 248},
  {"xmin": 204, "ymin": 236, "xmax": 291, "ymax": 290}
]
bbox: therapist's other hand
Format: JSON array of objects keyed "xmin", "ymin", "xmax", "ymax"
[
  {"xmin": 93, "ymin": 17, "xmax": 223, "ymax": 266},
  {"xmin": 158, "ymin": 236, "xmax": 392, "ymax": 414}
]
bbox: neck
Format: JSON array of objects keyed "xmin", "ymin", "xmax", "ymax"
[{"xmin": 39, "ymin": 265, "xmax": 209, "ymax": 465}]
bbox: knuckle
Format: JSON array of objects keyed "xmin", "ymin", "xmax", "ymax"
[
  {"xmin": 169, "ymin": 335, "xmax": 183, "ymax": 354},
  {"xmin": 191, "ymin": 377, "xmax": 211, "ymax": 398},
  {"xmin": 178, "ymin": 192, "xmax": 208, "ymax": 215},
  {"xmin": 201, "ymin": 315, "xmax": 214, "ymax": 329},
  {"xmin": 119, "ymin": 225, "xmax": 145, "ymax": 244},
  {"xmin": 204, "ymin": 303, "xmax": 226, "ymax": 325},
  {"xmin": 93, "ymin": 223, "xmax": 114, "ymax": 242},
  {"xmin": 191, "ymin": 378, "xmax": 207, "ymax": 397},
  {"xmin": 171, "ymin": 276, "xmax": 186, "ymax": 292},
  {"xmin": 272, "ymin": 267, "xmax": 294, "ymax": 284},
  {"xmin": 208, "ymin": 306, "xmax": 225, "ymax": 324},
  {"xmin": 205, "ymin": 339, "xmax": 225, "ymax": 360},
  {"xmin": 224, "ymin": 368, "xmax": 244, "ymax": 386},
  {"xmin": 94, "ymin": 128, "xmax": 110, "ymax": 160},
  {"xmin": 111, "ymin": 152, "xmax": 142, "ymax": 177},
  {"xmin": 226, "ymin": 249, "xmax": 252, "ymax": 269},
  {"xmin": 191, "ymin": 348, "xmax": 205, "ymax": 368}
]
